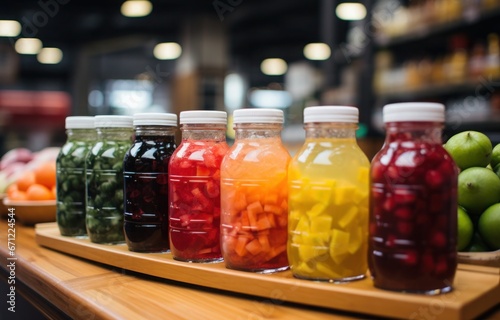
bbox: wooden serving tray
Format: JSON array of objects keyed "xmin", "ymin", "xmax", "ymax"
[{"xmin": 35, "ymin": 222, "xmax": 499, "ymax": 320}]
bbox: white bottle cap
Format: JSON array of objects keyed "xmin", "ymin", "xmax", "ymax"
[
  {"xmin": 65, "ymin": 116, "xmax": 95, "ymax": 129},
  {"xmin": 304, "ymin": 106, "xmax": 358, "ymax": 123},
  {"xmin": 133, "ymin": 113, "xmax": 177, "ymax": 126},
  {"xmin": 233, "ymin": 108, "xmax": 284, "ymax": 124},
  {"xmin": 180, "ymin": 110, "xmax": 227, "ymax": 124},
  {"xmin": 383, "ymin": 102, "xmax": 445, "ymax": 123},
  {"xmin": 94, "ymin": 115, "xmax": 133, "ymax": 128}
]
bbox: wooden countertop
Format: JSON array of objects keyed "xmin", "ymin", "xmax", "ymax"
[
  {"xmin": 0, "ymin": 220, "xmax": 366, "ymax": 319},
  {"xmin": 1, "ymin": 220, "xmax": 499, "ymax": 319}
]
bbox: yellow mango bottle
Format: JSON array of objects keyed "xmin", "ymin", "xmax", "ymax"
[{"xmin": 288, "ymin": 106, "xmax": 370, "ymax": 282}]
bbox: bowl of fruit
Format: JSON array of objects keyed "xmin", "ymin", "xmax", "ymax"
[
  {"xmin": 444, "ymin": 131, "xmax": 500, "ymax": 268},
  {"xmin": 2, "ymin": 160, "xmax": 57, "ymax": 225}
]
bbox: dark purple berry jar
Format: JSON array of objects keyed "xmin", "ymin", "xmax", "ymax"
[{"xmin": 123, "ymin": 113, "xmax": 177, "ymax": 252}]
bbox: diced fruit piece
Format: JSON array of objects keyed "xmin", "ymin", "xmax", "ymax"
[
  {"xmin": 338, "ymin": 206, "xmax": 359, "ymax": 229},
  {"xmin": 329, "ymin": 229, "xmax": 350, "ymax": 264},
  {"xmin": 298, "ymin": 245, "xmax": 328, "ymax": 262},
  {"xmin": 310, "ymin": 216, "xmax": 332, "ymax": 233},
  {"xmin": 334, "ymin": 185, "xmax": 356, "ymax": 206}
]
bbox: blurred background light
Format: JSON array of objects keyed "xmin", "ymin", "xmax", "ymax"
[
  {"xmin": 153, "ymin": 42, "xmax": 182, "ymax": 60},
  {"xmin": 260, "ymin": 58, "xmax": 288, "ymax": 76},
  {"xmin": 303, "ymin": 42, "xmax": 331, "ymax": 60},
  {"xmin": 335, "ymin": 3, "xmax": 367, "ymax": 21},
  {"xmin": 0, "ymin": 20, "xmax": 21, "ymax": 37},
  {"xmin": 224, "ymin": 73, "xmax": 246, "ymax": 110},
  {"xmin": 37, "ymin": 47, "xmax": 63, "ymax": 64},
  {"xmin": 121, "ymin": 0, "xmax": 153, "ymax": 17},
  {"xmin": 15, "ymin": 38, "xmax": 43, "ymax": 55},
  {"xmin": 249, "ymin": 89, "xmax": 292, "ymax": 108}
]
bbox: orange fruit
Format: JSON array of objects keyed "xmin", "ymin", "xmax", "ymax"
[
  {"xmin": 51, "ymin": 185, "xmax": 57, "ymax": 200},
  {"xmin": 26, "ymin": 184, "xmax": 53, "ymax": 201},
  {"xmin": 34, "ymin": 162, "xmax": 57, "ymax": 189},
  {"xmin": 17, "ymin": 172, "xmax": 36, "ymax": 192},
  {"xmin": 9, "ymin": 190, "xmax": 28, "ymax": 201},
  {"xmin": 6, "ymin": 184, "xmax": 18, "ymax": 198}
]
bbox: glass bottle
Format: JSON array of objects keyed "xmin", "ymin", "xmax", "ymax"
[
  {"xmin": 169, "ymin": 111, "xmax": 228, "ymax": 262},
  {"xmin": 56, "ymin": 116, "xmax": 96, "ymax": 237},
  {"xmin": 86, "ymin": 115, "xmax": 133, "ymax": 244},
  {"xmin": 369, "ymin": 102, "xmax": 458, "ymax": 294},
  {"xmin": 288, "ymin": 106, "xmax": 370, "ymax": 282},
  {"xmin": 220, "ymin": 108, "xmax": 291, "ymax": 273},
  {"xmin": 123, "ymin": 113, "xmax": 178, "ymax": 252}
]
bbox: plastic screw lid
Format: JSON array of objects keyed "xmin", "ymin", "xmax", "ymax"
[
  {"xmin": 233, "ymin": 108, "xmax": 284, "ymax": 123},
  {"xmin": 65, "ymin": 116, "xmax": 95, "ymax": 129},
  {"xmin": 133, "ymin": 113, "xmax": 177, "ymax": 126},
  {"xmin": 180, "ymin": 110, "xmax": 227, "ymax": 124},
  {"xmin": 383, "ymin": 102, "xmax": 445, "ymax": 123},
  {"xmin": 304, "ymin": 106, "xmax": 358, "ymax": 123},
  {"xmin": 94, "ymin": 115, "xmax": 133, "ymax": 128}
]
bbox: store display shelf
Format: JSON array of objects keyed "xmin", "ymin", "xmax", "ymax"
[
  {"xmin": 374, "ymin": 7, "xmax": 500, "ymax": 48},
  {"xmin": 375, "ymin": 81, "xmax": 480, "ymax": 101},
  {"xmin": 35, "ymin": 222, "xmax": 499, "ymax": 320}
]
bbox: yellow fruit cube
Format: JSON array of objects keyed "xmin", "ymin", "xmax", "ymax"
[
  {"xmin": 334, "ymin": 185, "xmax": 357, "ymax": 206},
  {"xmin": 357, "ymin": 166, "xmax": 370, "ymax": 185},
  {"xmin": 310, "ymin": 216, "xmax": 332, "ymax": 233},
  {"xmin": 298, "ymin": 245, "xmax": 328, "ymax": 262},
  {"xmin": 330, "ymin": 229, "xmax": 350, "ymax": 264},
  {"xmin": 338, "ymin": 206, "xmax": 359, "ymax": 229}
]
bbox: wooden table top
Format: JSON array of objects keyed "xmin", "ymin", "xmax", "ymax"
[{"xmin": 1, "ymin": 219, "xmax": 499, "ymax": 320}]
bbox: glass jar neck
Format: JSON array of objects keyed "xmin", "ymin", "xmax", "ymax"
[
  {"xmin": 181, "ymin": 124, "xmax": 226, "ymax": 141},
  {"xmin": 234, "ymin": 123, "xmax": 283, "ymax": 140},
  {"xmin": 384, "ymin": 122, "xmax": 443, "ymax": 144},
  {"xmin": 304, "ymin": 122, "xmax": 358, "ymax": 139},
  {"xmin": 135, "ymin": 125, "xmax": 176, "ymax": 137},
  {"xmin": 97, "ymin": 127, "xmax": 133, "ymax": 141},
  {"xmin": 67, "ymin": 128, "xmax": 96, "ymax": 142}
]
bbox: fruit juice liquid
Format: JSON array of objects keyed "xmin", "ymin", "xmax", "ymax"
[
  {"xmin": 123, "ymin": 113, "xmax": 177, "ymax": 252},
  {"xmin": 221, "ymin": 109, "xmax": 291, "ymax": 273},
  {"xmin": 288, "ymin": 106, "xmax": 370, "ymax": 282},
  {"xmin": 169, "ymin": 111, "xmax": 228, "ymax": 262},
  {"xmin": 369, "ymin": 103, "xmax": 458, "ymax": 294}
]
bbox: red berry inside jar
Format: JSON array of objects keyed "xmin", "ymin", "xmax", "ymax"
[
  {"xmin": 169, "ymin": 139, "xmax": 228, "ymax": 262},
  {"xmin": 369, "ymin": 119, "xmax": 458, "ymax": 294}
]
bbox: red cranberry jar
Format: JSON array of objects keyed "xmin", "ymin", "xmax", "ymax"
[
  {"xmin": 369, "ymin": 102, "xmax": 458, "ymax": 294},
  {"xmin": 123, "ymin": 113, "xmax": 178, "ymax": 252},
  {"xmin": 168, "ymin": 111, "xmax": 229, "ymax": 262}
]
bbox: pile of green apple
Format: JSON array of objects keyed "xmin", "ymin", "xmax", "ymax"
[{"xmin": 444, "ymin": 131, "xmax": 500, "ymax": 252}]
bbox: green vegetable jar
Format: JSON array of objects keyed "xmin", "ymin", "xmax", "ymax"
[
  {"xmin": 86, "ymin": 115, "xmax": 133, "ymax": 244},
  {"xmin": 56, "ymin": 116, "xmax": 96, "ymax": 237}
]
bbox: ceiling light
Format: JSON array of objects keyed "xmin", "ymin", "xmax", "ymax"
[
  {"xmin": 37, "ymin": 47, "xmax": 63, "ymax": 64},
  {"xmin": 0, "ymin": 20, "xmax": 21, "ymax": 37},
  {"xmin": 260, "ymin": 58, "xmax": 288, "ymax": 76},
  {"xmin": 121, "ymin": 0, "xmax": 153, "ymax": 17},
  {"xmin": 336, "ymin": 3, "xmax": 367, "ymax": 21},
  {"xmin": 14, "ymin": 38, "xmax": 43, "ymax": 55},
  {"xmin": 304, "ymin": 43, "xmax": 331, "ymax": 61},
  {"xmin": 153, "ymin": 42, "xmax": 182, "ymax": 60}
]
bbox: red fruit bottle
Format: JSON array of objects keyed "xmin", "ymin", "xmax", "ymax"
[
  {"xmin": 123, "ymin": 113, "xmax": 178, "ymax": 252},
  {"xmin": 168, "ymin": 111, "xmax": 229, "ymax": 262},
  {"xmin": 369, "ymin": 102, "xmax": 458, "ymax": 294}
]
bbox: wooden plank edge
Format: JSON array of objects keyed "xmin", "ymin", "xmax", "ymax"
[{"xmin": 34, "ymin": 223, "xmax": 496, "ymax": 320}]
